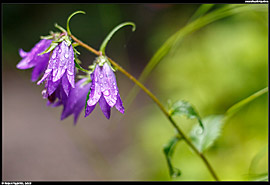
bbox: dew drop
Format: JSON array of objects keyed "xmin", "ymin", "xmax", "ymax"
[
  {"xmin": 103, "ymin": 90, "xmax": 110, "ymax": 96},
  {"xmin": 64, "ymin": 53, "xmax": 69, "ymax": 58},
  {"xmin": 58, "ymin": 49, "xmax": 62, "ymax": 54},
  {"xmin": 99, "ymin": 74, "xmax": 104, "ymax": 79},
  {"xmin": 52, "ymin": 53, "xmax": 57, "ymax": 59}
]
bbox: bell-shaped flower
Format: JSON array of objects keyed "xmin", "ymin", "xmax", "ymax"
[
  {"xmin": 37, "ymin": 40, "xmax": 75, "ymax": 99},
  {"xmin": 61, "ymin": 78, "xmax": 91, "ymax": 124},
  {"xmin": 17, "ymin": 39, "xmax": 52, "ymax": 81},
  {"xmin": 85, "ymin": 59, "xmax": 124, "ymax": 119}
]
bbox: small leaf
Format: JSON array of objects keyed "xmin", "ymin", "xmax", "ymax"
[
  {"xmin": 74, "ymin": 55, "xmax": 89, "ymax": 73},
  {"xmin": 190, "ymin": 115, "xmax": 224, "ymax": 153},
  {"xmin": 163, "ymin": 136, "xmax": 182, "ymax": 178},
  {"xmin": 169, "ymin": 100, "xmax": 204, "ymax": 130},
  {"xmin": 40, "ymin": 34, "xmax": 54, "ymax": 40},
  {"xmin": 38, "ymin": 42, "xmax": 58, "ymax": 55}
]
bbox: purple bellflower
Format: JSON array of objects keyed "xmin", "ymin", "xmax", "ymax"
[
  {"xmin": 60, "ymin": 78, "xmax": 91, "ymax": 124},
  {"xmin": 17, "ymin": 39, "xmax": 52, "ymax": 82},
  {"xmin": 85, "ymin": 56, "xmax": 125, "ymax": 119},
  {"xmin": 37, "ymin": 40, "xmax": 75, "ymax": 100}
]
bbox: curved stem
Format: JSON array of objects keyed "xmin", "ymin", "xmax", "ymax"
[
  {"xmin": 99, "ymin": 22, "xmax": 136, "ymax": 55},
  {"xmin": 69, "ymin": 33, "xmax": 219, "ymax": 181}
]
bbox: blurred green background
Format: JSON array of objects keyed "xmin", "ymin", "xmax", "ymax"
[{"xmin": 2, "ymin": 4, "xmax": 268, "ymax": 181}]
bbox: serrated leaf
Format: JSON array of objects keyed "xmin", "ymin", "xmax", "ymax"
[
  {"xmin": 170, "ymin": 100, "xmax": 204, "ymax": 130},
  {"xmin": 163, "ymin": 136, "xmax": 182, "ymax": 178},
  {"xmin": 190, "ymin": 115, "xmax": 224, "ymax": 153}
]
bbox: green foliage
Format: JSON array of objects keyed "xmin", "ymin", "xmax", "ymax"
[
  {"xmin": 169, "ymin": 100, "xmax": 204, "ymax": 130},
  {"xmin": 163, "ymin": 136, "xmax": 182, "ymax": 178},
  {"xmin": 190, "ymin": 115, "xmax": 224, "ymax": 153}
]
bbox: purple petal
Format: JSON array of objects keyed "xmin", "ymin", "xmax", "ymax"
[
  {"xmin": 47, "ymin": 76, "xmax": 60, "ymax": 96},
  {"xmin": 61, "ymin": 73, "xmax": 71, "ymax": 96},
  {"xmin": 115, "ymin": 94, "xmax": 125, "ymax": 114},
  {"xmin": 16, "ymin": 55, "xmax": 34, "ymax": 69},
  {"xmin": 85, "ymin": 104, "xmax": 96, "ymax": 117},
  {"xmin": 99, "ymin": 95, "xmax": 111, "ymax": 119},
  {"xmin": 37, "ymin": 69, "xmax": 51, "ymax": 85},
  {"xmin": 19, "ymin": 49, "xmax": 28, "ymax": 58},
  {"xmin": 31, "ymin": 56, "xmax": 49, "ymax": 81},
  {"xmin": 17, "ymin": 39, "xmax": 51, "ymax": 70},
  {"xmin": 87, "ymin": 66, "xmax": 102, "ymax": 106},
  {"xmin": 67, "ymin": 46, "xmax": 75, "ymax": 88},
  {"xmin": 101, "ymin": 63, "xmax": 118, "ymax": 107},
  {"xmin": 53, "ymin": 41, "xmax": 69, "ymax": 82}
]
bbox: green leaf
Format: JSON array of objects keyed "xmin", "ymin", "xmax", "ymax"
[
  {"xmin": 163, "ymin": 136, "xmax": 182, "ymax": 178},
  {"xmin": 38, "ymin": 42, "xmax": 58, "ymax": 55},
  {"xmin": 169, "ymin": 100, "xmax": 204, "ymax": 130},
  {"xmin": 74, "ymin": 55, "xmax": 89, "ymax": 73},
  {"xmin": 190, "ymin": 115, "xmax": 224, "ymax": 153}
]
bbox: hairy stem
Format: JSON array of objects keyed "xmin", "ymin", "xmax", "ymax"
[{"xmin": 70, "ymin": 33, "xmax": 219, "ymax": 181}]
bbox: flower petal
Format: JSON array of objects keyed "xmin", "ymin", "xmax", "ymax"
[
  {"xmin": 87, "ymin": 66, "xmax": 102, "ymax": 106},
  {"xmin": 115, "ymin": 94, "xmax": 125, "ymax": 114},
  {"xmin": 99, "ymin": 95, "xmax": 111, "ymax": 119},
  {"xmin": 31, "ymin": 56, "xmax": 49, "ymax": 81},
  {"xmin": 67, "ymin": 46, "xmax": 75, "ymax": 88},
  {"xmin": 61, "ymin": 73, "xmax": 71, "ymax": 96},
  {"xmin": 53, "ymin": 41, "xmax": 69, "ymax": 82},
  {"xmin": 99, "ymin": 63, "xmax": 118, "ymax": 107},
  {"xmin": 19, "ymin": 48, "xmax": 29, "ymax": 58},
  {"xmin": 85, "ymin": 104, "xmax": 96, "ymax": 117},
  {"xmin": 47, "ymin": 75, "xmax": 60, "ymax": 96}
]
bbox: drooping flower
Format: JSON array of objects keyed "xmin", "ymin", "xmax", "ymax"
[
  {"xmin": 85, "ymin": 57, "xmax": 125, "ymax": 119},
  {"xmin": 17, "ymin": 39, "xmax": 52, "ymax": 81},
  {"xmin": 37, "ymin": 40, "xmax": 75, "ymax": 99},
  {"xmin": 60, "ymin": 78, "xmax": 91, "ymax": 124}
]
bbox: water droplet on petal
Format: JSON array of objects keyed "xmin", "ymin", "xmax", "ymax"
[
  {"xmin": 99, "ymin": 74, "xmax": 103, "ymax": 79},
  {"xmin": 52, "ymin": 53, "xmax": 56, "ymax": 59},
  {"xmin": 103, "ymin": 90, "xmax": 110, "ymax": 96},
  {"xmin": 58, "ymin": 49, "xmax": 62, "ymax": 54},
  {"xmin": 64, "ymin": 53, "xmax": 69, "ymax": 58}
]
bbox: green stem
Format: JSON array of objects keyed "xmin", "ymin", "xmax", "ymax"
[
  {"xmin": 69, "ymin": 33, "xmax": 219, "ymax": 181},
  {"xmin": 66, "ymin": 10, "xmax": 86, "ymax": 36},
  {"xmin": 226, "ymin": 87, "xmax": 268, "ymax": 118},
  {"xmin": 99, "ymin": 22, "xmax": 136, "ymax": 55}
]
